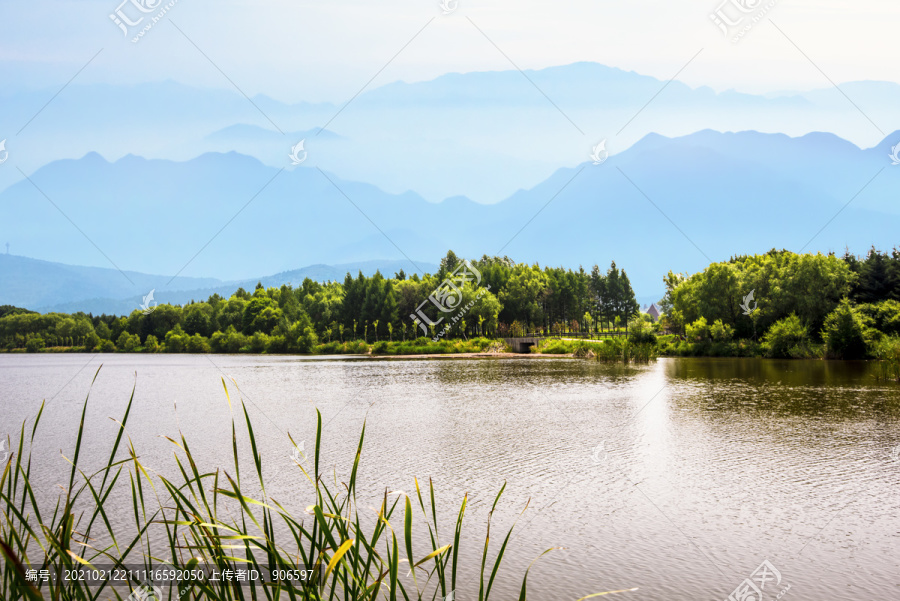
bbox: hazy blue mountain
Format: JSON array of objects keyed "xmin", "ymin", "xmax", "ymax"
[
  {"xmin": 2, "ymin": 129, "xmax": 898, "ymax": 301},
  {"xmin": 0, "ymin": 254, "xmax": 437, "ymax": 314},
  {"xmin": 202, "ymin": 125, "xmax": 344, "ymax": 168},
  {"xmin": 2, "ymin": 65, "xmax": 898, "ymax": 203},
  {"xmin": 0, "ymin": 254, "xmax": 221, "ymax": 310}
]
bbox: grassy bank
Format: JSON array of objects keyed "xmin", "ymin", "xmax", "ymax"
[
  {"xmin": 532, "ymin": 337, "xmax": 657, "ymax": 364},
  {"xmin": 0, "ymin": 371, "xmax": 635, "ymax": 600},
  {"xmin": 2, "ymin": 337, "xmax": 510, "ymax": 356},
  {"xmin": 656, "ymin": 335, "xmax": 768, "ymax": 358}
]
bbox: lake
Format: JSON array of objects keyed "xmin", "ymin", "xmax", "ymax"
[{"xmin": 1, "ymin": 354, "xmax": 899, "ymax": 600}]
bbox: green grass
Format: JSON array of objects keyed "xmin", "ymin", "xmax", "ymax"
[
  {"xmin": 370, "ymin": 337, "xmax": 502, "ymax": 356},
  {"xmin": 0, "ymin": 368, "xmax": 635, "ymax": 600},
  {"xmin": 533, "ymin": 338, "xmax": 657, "ymax": 364},
  {"xmin": 874, "ymin": 336, "xmax": 900, "ymax": 382},
  {"xmin": 314, "ymin": 340, "xmax": 371, "ymax": 355}
]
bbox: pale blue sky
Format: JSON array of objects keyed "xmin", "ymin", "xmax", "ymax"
[{"xmin": 0, "ymin": 0, "xmax": 897, "ymax": 102}]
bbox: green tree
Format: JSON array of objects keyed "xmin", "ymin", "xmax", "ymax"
[
  {"xmin": 822, "ymin": 300, "xmax": 877, "ymax": 359},
  {"xmin": 243, "ymin": 297, "xmax": 282, "ymax": 335},
  {"xmin": 144, "ymin": 335, "xmax": 159, "ymax": 353},
  {"xmin": 95, "ymin": 321, "xmax": 111, "ymax": 340},
  {"xmin": 164, "ymin": 325, "xmax": 188, "ymax": 353},
  {"xmin": 117, "ymin": 331, "xmax": 138, "ymax": 352},
  {"xmin": 762, "ymin": 315, "xmax": 809, "ymax": 358},
  {"xmin": 83, "ymin": 331, "xmax": 101, "ymax": 351},
  {"xmin": 183, "ymin": 303, "xmax": 214, "ymax": 337},
  {"xmin": 710, "ymin": 319, "xmax": 735, "ymax": 342},
  {"xmin": 25, "ymin": 337, "xmax": 45, "ymax": 353},
  {"xmin": 499, "ymin": 264, "xmax": 548, "ymax": 328},
  {"xmin": 686, "ymin": 317, "xmax": 710, "ymax": 342}
]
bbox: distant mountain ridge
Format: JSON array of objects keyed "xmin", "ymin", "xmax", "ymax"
[
  {"xmin": 1, "ymin": 128, "xmax": 898, "ymax": 302},
  {"xmin": 0, "ymin": 254, "xmax": 438, "ymax": 315},
  {"xmin": 1, "ymin": 63, "xmax": 898, "ymax": 202}
]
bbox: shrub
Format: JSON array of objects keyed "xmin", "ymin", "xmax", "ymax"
[
  {"xmin": 370, "ymin": 340, "xmax": 391, "ymax": 354},
  {"xmin": 686, "ymin": 317, "xmax": 709, "ymax": 342},
  {"xmin": 25, "ymin": 337, "xmax": 45, "ymax": 353},
  {"xmin": 117, "ymin": 331, "xmax": 139, "ymax": 352},
  {"xmin": 822, "ymin": 300, "xmax": 878, "ymax": 359},
  {"xmin": 762, "ymin": 314, "xmax": 810, "ymax": 358},
  {"xmin": 211, "ymin": 326, "xmax": 247, "ymax": 353},
  {"xmin": 144, "ymin": 334, "xmax": 159, "ymax": 353},
  {"xmin": 858, "ymin": 300, "xmax": 900, "ymax": 337},
  {"xmin": 82, "ymin": 331, "xmax": 101, "ymax": 352},
  {"xmin": 100, "ymin": 340, "xmax": 116, "ymax": 353},
  {"xmin": 594, "ymin": 338, "xmax": 625, "ymax": 362},
  {"xmin": 628, "ymin": 318, "xmax": 658, "ymax": 345},
  {"xmin": 710, "ymin": 319, "xmax": 734, "ymax": 342},
  {"xmin": 266, "ymin": 335, "xmax": 287, "ymax": 353},
  {"xmin": 325, "ymin": 340, "xmax": 370, "ymax": 354},
  {"xmin": 293, "ymin": 327, "xmax": 318, "ymax": 354},
  {"xmin": 537, "ymin": 339, "xmax": 572, "ymax": 354},
  {"xmin": 249, "ymin": 332, "xmax": 269, "ymax": 353},
  {"xmin": 186, "ymin": 334, "xmax": 211, "ymax": 354},
  {"xmin": 164, "ymin": 325, "xmax": 189, "ymax": 353},
  {"xmin": 873, "ymin": 337, "xmax": 900, "ymax": 382}
]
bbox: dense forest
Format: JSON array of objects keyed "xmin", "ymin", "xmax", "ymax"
[
  {"xmin": 1, "ymin": 247, "xmax": 898, "ymax": 360},
  {"xmin": 0, "ymin": 251, "xmax": 641, "ymax": 354},
  {"xmin": 659, "ymin": 247, "xmax": 900, "ymax": 359}
]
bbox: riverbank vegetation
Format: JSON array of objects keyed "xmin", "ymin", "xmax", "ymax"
[
  {"xmin": 0, "ymin": 373, "xmax": 633, "ymax": 600},
  {"xmin": 659, "ymin": 248, "xmax": 900, "ymax": 363},
  {"xmin": 1, "ymin": 248, "xmax": 899, "ymax": 369},
  {"xmin": 0, "ymin": 252, "xmax": 641, "ymax": 355},
  {"xmin": 532, "ymin": 319, "xmax": 658, "ymax": 364}
]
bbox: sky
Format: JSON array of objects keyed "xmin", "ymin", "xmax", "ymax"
[
  {"xmin": 1, "ymin": 0, "xmax": 899, "ymax": 293},
  {"xmin": 0, "ymin": 0, "xmax": 897, "ymax": 103}
]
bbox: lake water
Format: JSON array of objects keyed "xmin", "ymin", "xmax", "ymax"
[{"xmin": 1, "ymin": 354, "xmax": 899, "ymax": 600}]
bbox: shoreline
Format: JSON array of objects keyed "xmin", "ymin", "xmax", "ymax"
[{"xmin": 366, "ymin": 351, "xmax": 567, "ymax": 359}]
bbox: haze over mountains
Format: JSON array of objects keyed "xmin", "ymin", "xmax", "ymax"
[
  {"xmin": 0, "ymin": 254, "xmax": 439, "ymax": 315},
  {"xmin": 2, "ymin": 61, "xmax": 899, "ymax": 314},
  {"xmin": 1, "ymin": 128, "xmax": 898, "ymax": 312},
  {"xmin": 1, "ymin": 62, "xmax": 898, "ymax": 202}
]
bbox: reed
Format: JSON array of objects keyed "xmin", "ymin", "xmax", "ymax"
[
  {"xmin": 1, "ymin": 367, "xmax": 635, "ymax": 600},
  {"xmin": 874, "ymin": 336, "xmax": 900, "ymax": 382}
]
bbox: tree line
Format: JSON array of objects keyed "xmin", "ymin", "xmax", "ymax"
[
  {"xmin": 659, "ymin": 247, "xmax": 900, "ymax": 359},
  {"xmin": 4, "ymin": 247, "xmax": 897, "ymax": 358},
  {"xmin": 0, "ymin": 251, "xmax": 641, "ymax": 353}
]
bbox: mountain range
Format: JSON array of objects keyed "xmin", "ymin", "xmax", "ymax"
[
  {"xmin": 2, "ymin": 62, "xmax": 898, "ymax": 203},
  {"xmin": 1, "ymin": 128, "xmax": 898, "ymax": 307},
  {"xmin": 0, "ymin": 254, "xmax": 438, "ymax": 315}
]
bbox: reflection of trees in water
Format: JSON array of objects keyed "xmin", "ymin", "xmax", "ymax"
[
  {"xmin": 663, "ymin": 357, "xmax": 900, "ymax": 418},
  {"xmin": 431, "ymin": 356, "xmax": 651, "ymax": 387}
]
